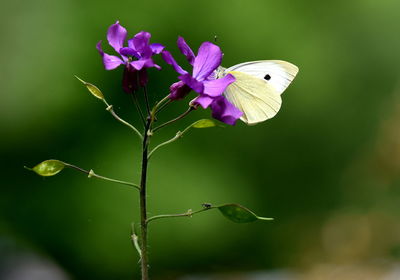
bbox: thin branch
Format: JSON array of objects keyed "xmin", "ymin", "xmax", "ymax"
[
  {"xmin": 63, "ymin": 162, "xmax": 140, "ymax": 190},
  {"xmin": 106, "ymin": 105, "xmax": 143, "ymax": 140},
  {"xmin": 148, "ymin": 118, "xmax": 215, "ymax": 159},
  {"xmin": 146, "ymin": 206, "xmax": 215, "ymax": 224},
  {"xmin": 155, "ymin": 99, "xmax": 172, "ymax": 115},
  {"xmin": 153, "ymin": 95, "xmax": 170, "ymax": 113},
  {"xmin": 130, "ymin": 93, "xmax": 146, "ymax": 127},
  {"xmin": 152, "ymin": 106, "xmax": 195, "ymax": 133},
  {"xmin": 143, "ymin": 86, "xmax": 151, "ymax": 115},
  {"xmin": 148, "ymin": 131, "xmax": 182, "ymax": 159}
]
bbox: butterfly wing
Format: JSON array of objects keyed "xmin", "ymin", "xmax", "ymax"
[
  {"xmin": 226, "ymin": 60, "xmax": 298, "ymax": 95},
  {"xmin": 224, "ymin": 71, "xmax": 282, "ymax": 125},
  {"xmin": 222, "ymin": 60, "xmax": 298, "ymax": 124}
]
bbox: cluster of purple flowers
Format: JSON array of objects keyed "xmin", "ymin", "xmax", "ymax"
[{"xmin": 97, "ymin": 21, "xmax": 243, "ymax": 125}]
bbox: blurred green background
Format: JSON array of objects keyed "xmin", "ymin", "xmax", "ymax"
[{"xmin": 2, "ymin": 0, "xmax": 400, "ymax": 279}]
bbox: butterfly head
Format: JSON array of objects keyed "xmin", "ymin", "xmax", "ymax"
[{"xmin": 215, "ymin": 66, "xmax": 226, "ymax": 79}]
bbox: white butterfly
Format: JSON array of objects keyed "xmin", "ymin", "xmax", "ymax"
[{"xmin": 216, "ymin": 60, "xmax": 299, "ymax": 125}]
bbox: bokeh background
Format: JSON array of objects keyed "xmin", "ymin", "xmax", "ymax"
[{"xmin": 2, "ymin": 0, "xmax": 400, "ymax": 279}]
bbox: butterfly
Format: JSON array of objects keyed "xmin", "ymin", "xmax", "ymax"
[{"xmin": 216, "ymin": 60, "xmax": 299, "ymax": 125}]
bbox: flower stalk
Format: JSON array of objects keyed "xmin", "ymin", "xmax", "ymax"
[
  {"xmin": 152, "ymin": 106, "xmax": 195, "ymax": 133},
  {"xmin": 106, "ymin": 105, "xmax": 143, "ymax": 140},
  {"xmin": 146, "ymin": 206, "xmax": 215, "ymax": 224},
  {"xmin": 142, "ymin": 85, "xmax": 151, "ymax": 115},
  {"xmin": 147, "ymin": 131, "xmax": 182, "ymax": 159},
  {"xmin": 130, "ymin": 94, "xmax": 146, "ymax": 126},
  {"xmin": 138, "ymin": 117, "xmax": 152, "ymax": 280}
]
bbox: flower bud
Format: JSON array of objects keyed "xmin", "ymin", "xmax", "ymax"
[{"xmin": 168, "ymin": 81, "xmax": 191, "ymax": 100}]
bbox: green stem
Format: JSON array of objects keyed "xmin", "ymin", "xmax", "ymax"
[
  {"xmin": 152, "ymin": 106, "xmax": 195, "ymax": 133},
  {"xmin": 62, "ymin": 162, "xmax": 139, "ymax": 190},
  {"xmin": 148, "ymin": 118, "xmax": 213, "ymax": 159},
  {"xmin": 131, "ymin": 93, "xmax": 146, "ymax": 127},
  {"xmin": 143, "ymin": 86, "xmax": 151, "ymax": 115},
  {"xmin": 146, "ymin": 207, "xmax": 215, "ymax": 224},
  {"xmin": 105, "ymin": 105, "xmax": 143, "ymax": 141},
  {"xmin": 153, "ymin": 95, "xmax": 170, "ymax": 114},
  {"xmin": 147, "ymin": 131, "xmax": 182, "ymax": 159},
  {"xmin": 155, "ymin": 99, "xmax": 172, "ymax": 115}
]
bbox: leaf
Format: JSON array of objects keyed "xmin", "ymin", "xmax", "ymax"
[
  {"xmin": 179, "ymin": 119, "xmax": 218, "ymax": 137},
  {"xmin": 75, "ymin": 76, "xmax": 104, "ymax": 100},
  {"xmin": 192, "ymin": 119, "xmax": 217, "ymax": 128},
  {"xmin": 29, "ymin": 160, "xmax": 65, "ymax": 177},
  {"xmin": 217, "ymin": 204, "xmax": 273, "ymax": 223}
]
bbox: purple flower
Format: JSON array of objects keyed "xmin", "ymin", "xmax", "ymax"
[
  {"xmin": 168, "ymin": 81, "xmax": 191, "ymax": 100},
  {"xmin": 210, "ymin": 96, "xmax": 243, "ymax": 126},
  {"xmin": 162, "ymin": 37, "xmax": 242, "ymax": 125},
  {"xmin": 96, "ymin": 21, "xmax": 164, "ymax": 93}
]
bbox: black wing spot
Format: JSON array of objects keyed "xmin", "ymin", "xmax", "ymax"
[{"xmin": 264, "ymin": 74, "xmax": 271, "ymax": 81}]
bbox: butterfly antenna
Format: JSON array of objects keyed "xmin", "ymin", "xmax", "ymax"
[{"xmin": 214, "ymin": 35, "xmax": 218, "ymax": 43}]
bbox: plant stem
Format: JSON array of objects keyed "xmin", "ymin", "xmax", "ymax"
[
  {"xmin": 153, "ymin": 95, "xmax": 170, "ymax": 113},
  {"xmin": 155, "ymin": 99, "xmax": 172, "ymax": 115},
  {"xmin": 146, "ymin": 207, "xmax": 215, "ymax": 224},
  {"xmin": 62, "ymin": 162, "xmax": 139, "ymax": 190},
  {"xmin": 147, "ymin": 131, "xmax": 182, "ymax": 159},
  {"xmin": 131, "ymin": 93, "xmax": 146, "ymax": 127},
  {"xmin": 152, "ymin": 106, "xmax": 195, "ymax": 133},
  {"xmin": 143, "ymin": 86, "xmax": 151, "ymax": 115},
  {"xmin": 139, "ymin": 118, "xmax": 152, "ymax": 280},
  {"xmin": 106, "ymin": 105, "xmax": 143, "ymax": 141}
]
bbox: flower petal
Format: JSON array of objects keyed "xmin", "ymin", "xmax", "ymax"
[
  {"xmin": 120, "ymin": 47, "xmax": 140, "ymax": 57},
  {"xmin": 177, "ymin": 37, "xmax": 195, "ymax": 65},
  {"xmin": 127, "ymin": 38, "xmax": 135, "ymax": 49},
  {"xmin": 210, "ymin": 96, "xmax": 243, "ymax": 125},
  {"xmin": 102, "ymin": 55, "xmax": 124, "ymax": 70},
  {"xmin": 179, "ymin": 74, "xmax": 204, "ymax": 94},
  {"xmin": 150, "ymin": 43, "xmax": 165, "ymax": 54},
  {"xmin": 203, "ymin": 74, "xmax": 236, "ymax": 97},
  {"xmin": 192, "ymin": 95, "xmax": 214, "ymax": 109},
  {"xmin": 107, "ymin": 21, "xmax": 127, "ymax": 54},
  {"xmin": 96, "ymin": 41, "xmax": 123, "ymax": 70},
  {"xmin": 130, "ymin": 60, "xmax": 147, "ymax": 70},
  {"xmin": 161, "ymin": 51, "xmax": 187, "ymax": 75},
  {"xmin": 141, "ymin": 46, "xmax": 154, "ymax": 59},
  {"xmin": 192, "ymin": 42, "xmax": 222, "ymax": 81},
  {"xmin": 168, "ymin": 81, "xmax": 191, "ymax": 100},
  {"xmin": 143, "ymin": 58, "xmax": 156, "ymax": 68},
  {"xmin": 131, "ymin": 31, "xmax": 151, "ymax": 53}
]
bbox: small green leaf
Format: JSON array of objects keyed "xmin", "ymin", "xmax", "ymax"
[
  {"xmin": 180, "ymin": 119, "xmax": 218, "ymax": 137},
  {"xmin": 217, "ymin": 204, "xmax": 273, "ymax": 223},
  {"xmin": 29, "ymin": 160, "xmax": 65, "ymax": 176},
  {"xmin": 75, "ymin": 76, "xmax": 104, "ymax": 100},
  {"xmin": 192, "ymin": 119, "xmax": 217, "ymax": 128}
]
